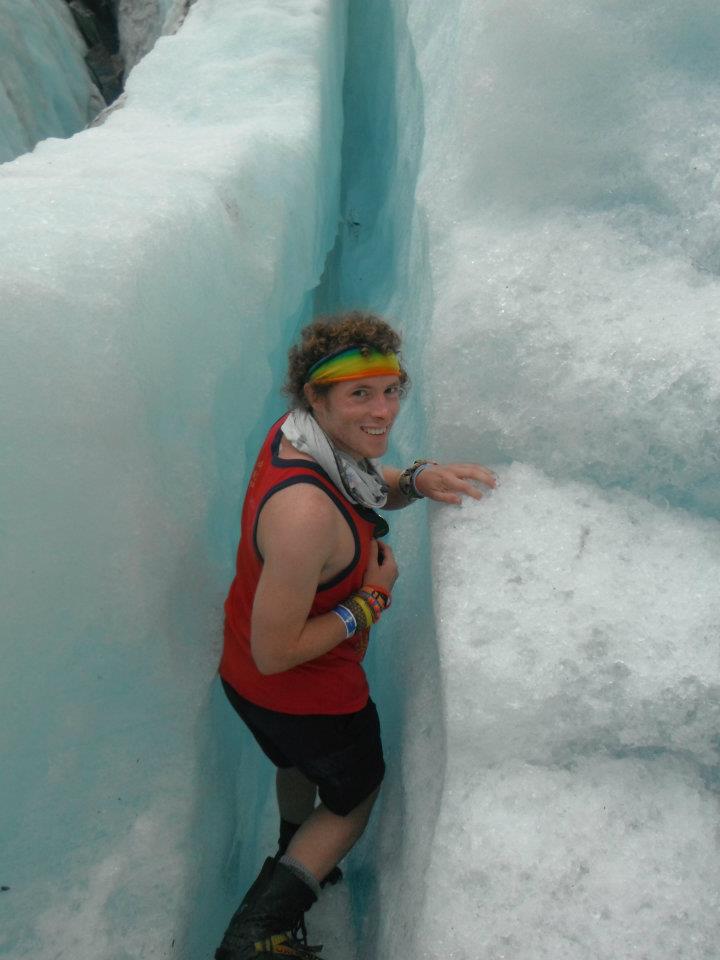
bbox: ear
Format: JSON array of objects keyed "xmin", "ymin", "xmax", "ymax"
[{"xmin": 303, "ymin": 382, "xmax": 320, "ymax": 412}]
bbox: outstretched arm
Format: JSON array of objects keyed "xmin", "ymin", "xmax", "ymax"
[
  {"xmin": 382, "ymin": 467, "xmax": 411, "ymax": 509},
  {"xmin": 414, "ymin": 462, "xmax": 497, "ymax": 505},
  {"xmin": 382, "ymin": 462, "xmax": 496, "ymax": 509}
]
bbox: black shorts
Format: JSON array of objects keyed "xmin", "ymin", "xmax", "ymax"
[{"xmin": 221, "ymin": 680, "xmax": 385, "ymax": 816}]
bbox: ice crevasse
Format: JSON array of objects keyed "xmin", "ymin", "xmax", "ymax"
[
  {"xmin": 0, "ymin": 0, "xmax": 101, "ymax": 163},
  {"xmin": 2, "ymin": 2, "xmax": 720, "ymax": 959}
]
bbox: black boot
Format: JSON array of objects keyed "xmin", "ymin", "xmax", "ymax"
[
  {"xmin": 215, "ymin": 858, "xmax": 321, "ymax": 960},
  {"xmin": 277, "ymin": 819, "xmax": 343, "ymax": 889}
]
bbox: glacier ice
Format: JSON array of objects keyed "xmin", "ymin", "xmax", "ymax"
[
  {"xmin": 0, "ymin": 0, "xmax": 101, "ymax": 162},
  {"xmin": 432, "ymin": 464, "xmax": 720, "ymax": 767},
  {"xmin": 2, "ymin": 0, "xmax": 720, "ymax": 958},
  {"xmin": 419, "ymin": 757, "xmax": 720, "ymax": 960},
  {"xmin": 383, "ymin": 1, "xmax": 720, "ymax": 957},
  {"xmin": 410, "ymin": 0, "xmax": 720, "ymax": 516},
  {"xmin": 1, "ymin": 0, "xmax": 346, "ymax": 955},
  {"xmin": 118, "ymin": 0, "xmax": 191, "ymax": 75}
]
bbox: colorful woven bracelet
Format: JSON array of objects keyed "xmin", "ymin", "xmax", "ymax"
[
  {"xmin": 358, "ymin": 591, "xmax": 383, "ymax": 622},
  {"xmin": 362, "ymin": 583, "xmax": 392, "ymax": 609},
  {"xmin": 332, "ymin": 603, "xmax": 357, "ymax": 639},
  {"xmin": 358, "ymin": 588, "xmax": 389, "ymax": 615}
]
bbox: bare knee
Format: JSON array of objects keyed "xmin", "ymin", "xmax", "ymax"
[{"xmin": 344, "ymin": 784, "xmax": 381, "ymax": 836}]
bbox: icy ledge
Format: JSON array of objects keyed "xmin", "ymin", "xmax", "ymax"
[
  {"xmin": 424, "ymin": 464, "xmax": 720, "ymax": 959},
  {"xmin": 0, "ymin": 1, "xmax": 345, "ymax": 955}
]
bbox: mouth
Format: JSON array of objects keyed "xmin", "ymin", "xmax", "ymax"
[{"xmin": 361, "ymin": 426, "xmax": 388, "ymax": 436}]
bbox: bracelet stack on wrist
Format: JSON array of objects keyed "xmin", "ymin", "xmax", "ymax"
[
  {"xmin": 359, "ymin": 583, "xmax": 391, "ymax": 616},
  {"xmin": 397, "ymin": 459, "xmax": 438, "ymax": 501},
  {"xmin": 333, "ymin": 603, "xmax": 358, "ymax": 639},
  {"xmin": 332, "ymin": 583, "xmax": 392, "ymax": 638}
]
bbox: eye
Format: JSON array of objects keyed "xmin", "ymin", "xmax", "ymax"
[
  {"xmin": 385, "ymin": 384, "xmax": 401, "ymax": 396},
  {"xmin": 352, "ymin": 388, "xmax": 369, "ymax": 398}
]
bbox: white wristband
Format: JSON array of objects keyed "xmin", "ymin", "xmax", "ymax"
[
  {"xmin": 411, "ymin": 461, "xmax": 433, "ymax": 496},
  {"xmin": 332, "ymin": 604, "xmax": 357, "ymax": 639}
]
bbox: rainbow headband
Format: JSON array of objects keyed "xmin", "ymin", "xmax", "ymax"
[{"xmin": 306, "ymin": 347, "xmax": 401, "ymax": 385}]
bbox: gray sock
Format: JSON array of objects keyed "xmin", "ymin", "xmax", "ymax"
[{"xmin": 279, "ymin": 854, "xmax": 322, "ymax": 899}]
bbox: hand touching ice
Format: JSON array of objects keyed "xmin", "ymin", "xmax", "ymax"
[{"xmin": 414, "ymin": 462, "xmax": 497, "ymax": 505}]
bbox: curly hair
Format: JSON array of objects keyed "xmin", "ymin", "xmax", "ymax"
[{"xmin": 284, "ymin": 310, "xmax": 409, "ymax": 410}]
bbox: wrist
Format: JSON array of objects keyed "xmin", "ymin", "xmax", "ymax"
[
  {"xmin": 361, "ymin": 583, "xmax": 392, "ymax": 609},
  {"xmin": 332, "ymin": 603, "xmax": 357, "ymax": 639},
  {"xmin": 397, "ymin": 459, "xmax": 438, "ymax": 501},
  {"xmin": 333, "ymin": 584, "xmax": 391, "ymax": 639}
]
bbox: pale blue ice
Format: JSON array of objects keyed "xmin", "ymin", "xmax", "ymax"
[
  {"xmin": 0, "ymin": 0, "xmax": 101, "ymax": 162},
  {"xmin": 1, "ymin": 1, "xmax": 719, "ymax": 959}
]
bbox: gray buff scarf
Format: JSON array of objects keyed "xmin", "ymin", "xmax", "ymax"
[{"xmin": 281, "ymin": 408, "xmax": 388, "ymax": 510}]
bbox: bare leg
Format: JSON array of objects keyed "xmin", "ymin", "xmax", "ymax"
[
  {"xmin": 276, "ymin": 767, "xmax": 317, "ymax": 826},
  {"xmin": 285, "ymin": 787, "xmax": 380, "ymax": 883}
]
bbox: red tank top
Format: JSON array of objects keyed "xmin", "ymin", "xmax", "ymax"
[{"xmin": 220, "ymin": 415, "xmax": 383, "ymax": 715}]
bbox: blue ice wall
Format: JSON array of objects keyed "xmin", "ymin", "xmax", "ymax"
[
  {"xmin": 312, "ymin": 1, "xmax": 445, "ymax": 952},
  {"xmin": 0, "ymin": 0, "xmax": 100, "ymax": 163},
  {"xmin": 0, "ymin": 2, "xmax": 346, "ymax": 956}
]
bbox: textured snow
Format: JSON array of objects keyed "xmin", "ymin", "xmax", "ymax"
[
  {"xmin": 421, "ymin": 757, "xmax": 720, "ymax": 960},
  {"xmin": 412, "ymin": 0, "xmax": 720, "ymax": 517},
  {"xmin": 432, "ymin": 465, "xmax": 720, "ymax": 767},
  {"xmin": 386, "ymin": 1, "xmax": 720, "ymax": 957}
]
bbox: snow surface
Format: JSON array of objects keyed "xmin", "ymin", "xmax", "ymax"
[
  {"xmin": 0, "ymin": 0, "xmax": 101, "ymax": 162},
  {"xmin": 380, "ymin": 2, "xmax": 720, "ymax": 957},
  {"xmin": 2, "ymin": 0, "xmax": 720, "ymax": 958}
]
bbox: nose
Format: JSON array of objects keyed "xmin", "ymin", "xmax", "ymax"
[{"xmin": 369, "ymin": 393, "xmax": 394, "ymax": 420}]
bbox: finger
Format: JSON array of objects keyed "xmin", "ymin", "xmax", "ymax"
[
  {"xmin": 440, "ymin": 474, "xmax": 485, "ymax": 500},
  {"xmin": 432, "ymin": 490, "xmax": 464, "ymax": 505},
  {"xmin": 448, "ymin": 464, "xmax": 497, "ymax": 487},
  {"xmin": 459, "ymin": 481, "xmax": 484, "ymax": 501}
]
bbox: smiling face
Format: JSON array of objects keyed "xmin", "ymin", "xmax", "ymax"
[{"xmin": 304, "ymin": 375, "xmax": 402, "ymax": 460}]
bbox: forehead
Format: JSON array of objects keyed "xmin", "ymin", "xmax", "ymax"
[{"xmin": 333, "ymin": 374, "xmax": 400, "ymax": 392}]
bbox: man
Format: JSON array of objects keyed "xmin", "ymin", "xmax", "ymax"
[{"xmin": 215, "ymin": 312, "xmax": 495, "ymax": 959}]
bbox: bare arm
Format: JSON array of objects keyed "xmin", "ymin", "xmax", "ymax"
[
  {"xmin": 382, "ymin": 462, "xmax": 497, "ymax": 509},
  {"xmin": 250, "ymin": 484, "xmax": 350, "ymax": 675},
  {"xmin": 382, "ymin": 466, "xmax": 412, "ymax": 510}
]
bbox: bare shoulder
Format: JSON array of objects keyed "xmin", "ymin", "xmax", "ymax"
[
  {"xmin": 261, "ymin": 481, "xmax": 338, "ymax": 527},
  {"xmin": 256, "ymin": 481, "xmax": 341, "ymax": 562}
]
